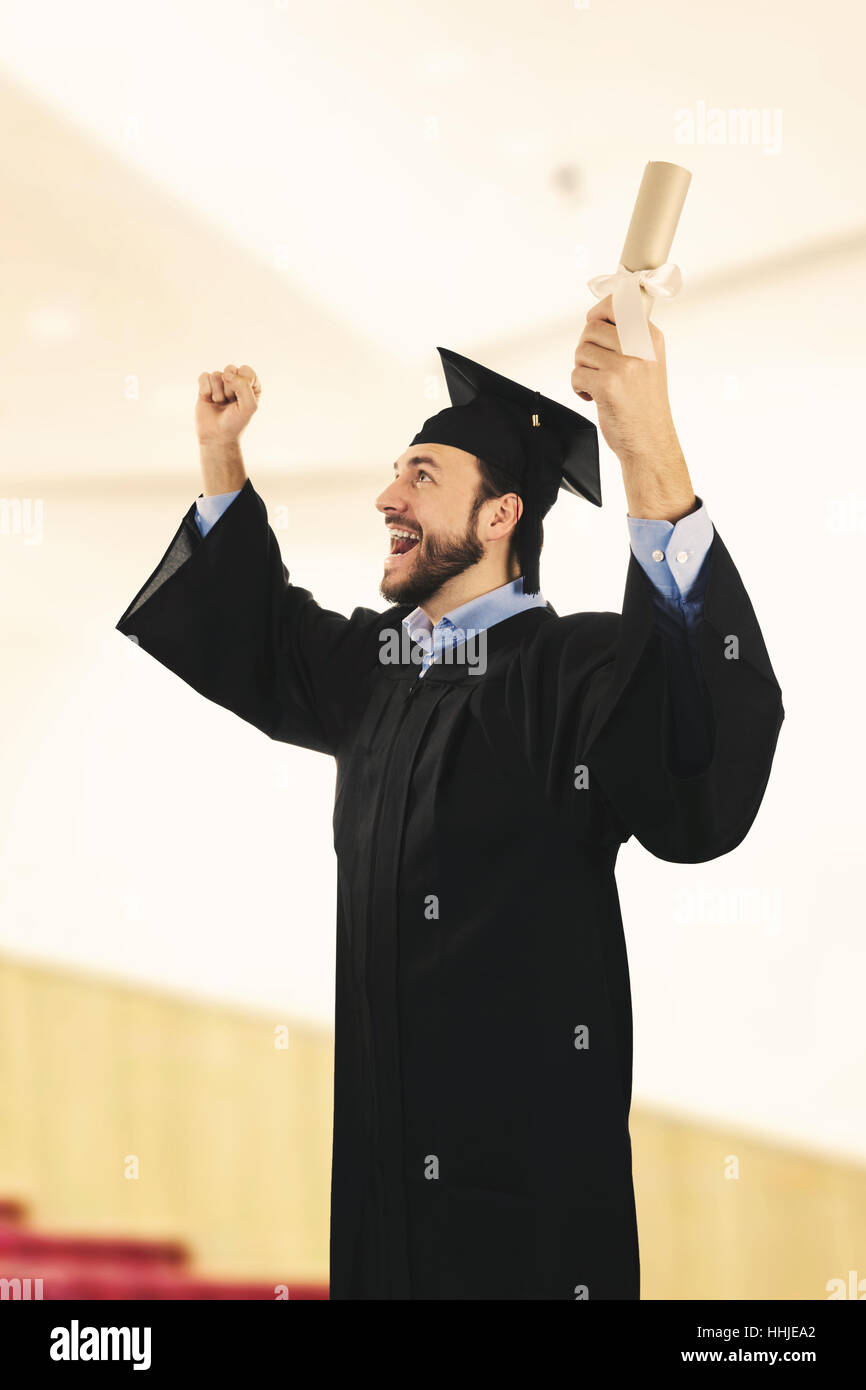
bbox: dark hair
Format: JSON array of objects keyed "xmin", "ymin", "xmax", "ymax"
[{"xmin": 472, "ymin": 455, "xmax": 542, "ymax": 574}]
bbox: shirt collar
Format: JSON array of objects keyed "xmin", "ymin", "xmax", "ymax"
[{"xmin": 401, "ymin": 576, "xmax": 547, "ymax": 645}]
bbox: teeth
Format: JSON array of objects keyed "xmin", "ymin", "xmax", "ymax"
[{"xmin": 388, "ymin": 529, "xmax": 420, "ymax": 541}]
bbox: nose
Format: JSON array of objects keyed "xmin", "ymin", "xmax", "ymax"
[{"xmin": 375, "ymin": 476, "xmax": 408, "ymax": 514}]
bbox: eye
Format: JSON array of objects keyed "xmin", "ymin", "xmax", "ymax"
[{"xmin": 416, "ymin": 470, "xmax": 432, "ymax": 483}]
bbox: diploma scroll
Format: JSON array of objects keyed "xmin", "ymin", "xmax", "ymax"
[{"xmin": 587, "ymin": 160, "xmax": 692, "ymax": 361}]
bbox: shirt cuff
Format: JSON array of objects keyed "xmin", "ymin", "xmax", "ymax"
[
  {"xmin": 627, "ymin": 496, "xmax": 714, "ymax": 601},
  {"xmin": 195, "ymin": 489, "xmax": 242, "ymax": 539}
]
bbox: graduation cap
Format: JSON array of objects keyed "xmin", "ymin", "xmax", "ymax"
[{"xmin": 410, "ymin": 347, "xmax": 600, "ymax": 595}]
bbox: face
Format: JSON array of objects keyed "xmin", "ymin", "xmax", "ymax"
[{"xmin": 375, "ymin": 443, "xmax": 489, "ymax": 608}]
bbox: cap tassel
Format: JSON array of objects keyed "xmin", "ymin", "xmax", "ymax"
[{"xmin": 521, "ymin": 400, "xmax": 545, "ymax": 596}]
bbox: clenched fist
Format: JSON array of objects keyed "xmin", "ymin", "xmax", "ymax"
[{"xmin": 196, "ymin": 364, "xmax": 261, "ymax": 445}]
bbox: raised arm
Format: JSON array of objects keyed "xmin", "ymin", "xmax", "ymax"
[
  {"xmin": 115, "ymin": 364, "xmax": 382, "ymax": 755},
  {"xmin": 492, "ymin": 303, "xmax": 784, "ymax": 860}
]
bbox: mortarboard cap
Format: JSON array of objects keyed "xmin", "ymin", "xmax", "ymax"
[{"xmin": 411, "ymin": 346, "xmax": 600, "ymax": 595}]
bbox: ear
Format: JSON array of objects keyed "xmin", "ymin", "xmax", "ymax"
[
  {"xmin": 484, "ymin": 492, "xmax": 522, "ymax": 543},
  {"xmin": 499, "ymin": 492, "xmax": 522, "ymax": 530}
]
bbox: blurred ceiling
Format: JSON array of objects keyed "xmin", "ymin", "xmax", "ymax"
[{"xmin": 0, "ymin": 0, "xmax": 864, "ymax": 478}]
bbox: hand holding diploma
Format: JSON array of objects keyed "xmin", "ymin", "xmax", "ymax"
[{"xmin": 572, "ymin": 161, "xmax": 696, "ymax": 523}]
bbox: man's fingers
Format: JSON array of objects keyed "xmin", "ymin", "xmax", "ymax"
[
  {"xmin": 237, "ymin": 364, "xmax": 261, "ymax": 397},
  {"xmin": 222, "ymin": 364, "xmax": 238, "ymax": 401},
  {"xmin": 198, "ymin": 364, "xmax": 261, "ymax": 413},
  {"xmin": 586, "ymin": 293, "xmax": 616, "ymax": 325},
  {"xmin": 220, "ymin": 364, "xmax": 260, "ymax": 413},
  {"xmin": 571, "ymin": 364, "xmax": 599, "ymax": 402},
  {"xmin": 235, "ymin": 376, "xmax": 259, "ymax": 413},
  {"xmin": 575, "ymin": 342, "xmax": 616, "ymax": 372},
  {"xmin": 577, "ymin": 320, "xmax": 621, "ymax": 355},
  {"xmin": 586, "ymin": 293, "xmax": 616, "ymax": 324}
]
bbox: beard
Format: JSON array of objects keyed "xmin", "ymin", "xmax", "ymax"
[{"xmin": 379, "ymin": 513, "xmax": 484, "ymax": 608}]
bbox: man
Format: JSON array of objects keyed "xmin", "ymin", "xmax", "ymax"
[{"xmin": 116, "ymin": 297, "xmax": 784, "ymax": 1299}]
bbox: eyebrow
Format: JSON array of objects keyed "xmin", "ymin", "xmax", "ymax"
[{"xmin": 392, "ymin": 453, "xmax": 441, "ymax": 475}]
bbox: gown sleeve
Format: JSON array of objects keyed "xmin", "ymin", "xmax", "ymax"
[
  {"xmin": 500, "ymin": 528, "xmax": 784, "ymax": 864},
  {"xmin": 115, "ymin": 477, "xmax": 381, "ymax": 756},
  {"xmin": 580, "ymin": 528, "xmax": 784, "ymax": 862}
]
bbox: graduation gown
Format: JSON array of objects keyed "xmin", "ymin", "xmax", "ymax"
[{"xmin": 116, "ymin": 478, "xmax": 784, "ymax": 1300}]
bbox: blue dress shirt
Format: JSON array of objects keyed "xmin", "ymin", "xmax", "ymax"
[{"xmin": 194, "ymin": 489, "xmax": 714, "ymax": 666}]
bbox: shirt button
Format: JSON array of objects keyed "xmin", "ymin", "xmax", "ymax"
[
  {"xmin": 651, "ymin": 549, "xmax": 665, "ymax": 563},
  {"xmin": 676, "ymin": 550, "xmax": 689, "ymax": 563}
]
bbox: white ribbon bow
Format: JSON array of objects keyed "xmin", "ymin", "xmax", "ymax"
[{"xmin": 585, "ymin": 261, "xmax": 682, "ymax": 361}]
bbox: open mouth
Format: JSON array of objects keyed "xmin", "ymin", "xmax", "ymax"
[{"xmin": 386, "ymin": 527, "xmax": 421, "ymax": 562}]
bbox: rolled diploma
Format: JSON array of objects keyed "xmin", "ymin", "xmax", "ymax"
[
  {"xmin": 620, "ymin": 160, "xmax": 692, "ymax": 321},
  {"xmin": 585, "ymin": 161, "xmax": 692, "ymax": 364}
]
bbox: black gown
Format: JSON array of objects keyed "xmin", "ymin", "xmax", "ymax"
[{"xmin": 115, "ymin": 478, "xmax": 784, "ymax": 1300}]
